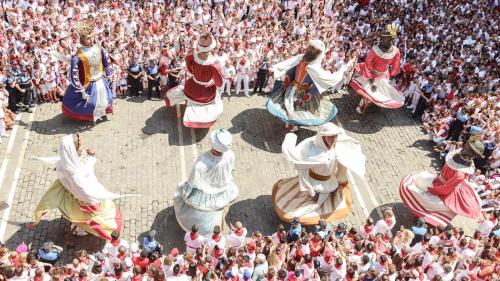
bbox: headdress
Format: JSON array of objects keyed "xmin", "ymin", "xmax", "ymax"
[
  {"xmin": 210, "ymin": 129, "xmax": 232, "ymax": 153},
  {"xmin": 318, "ymin": 122, "xmax": 341, "ymax": 136},
  {"xmin": 308, "ymin": 39, "xmax": 325, "ymax": 53},
  {"xmin": 76, "ymin": 17, "xmax": 95, "ymax": 37},
  {"xmin": 467, "ymin": 135, "xmax": 485, "ymax": 156},
  {"xmin": 383, "ymin": 23, "xmax": 399, "ymax": 38},
  {"xmin": 198, "ymin": 33, "xmax": 216, "ymax": 52}
]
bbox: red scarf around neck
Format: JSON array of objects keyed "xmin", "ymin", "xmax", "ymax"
[{"xmin": 190, "ymin": 232, "xmax": 199, "ymax": 240}]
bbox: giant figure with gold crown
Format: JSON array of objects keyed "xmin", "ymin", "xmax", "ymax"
[
  {"xmin": 61, "ymin": 17, "xmax": 114, "ymax": 122},
  {"xmin": 164, "ymin": 33, "xmax": 223, "ymax": 128},
  {"xmin": 400, "ymin": 137, "xmax": 485, "ymax": 226},
  {"xmin": 350, "ymin": 24, "xmax": 404, "ymax": 113},
  {"xmin": 266, "ymin": 40, "xmax": 353, "ymax": 130}
]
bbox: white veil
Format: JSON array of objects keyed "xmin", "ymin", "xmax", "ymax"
[{"xmin": 37, "ymin": 135, "xmax": 131, "ymax": 205}]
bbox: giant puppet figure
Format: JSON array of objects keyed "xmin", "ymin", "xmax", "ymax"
[
  {"xmin": 272, "ymin": 123, "xmax": 365, "ymax": 224},
  {"xmin": 30, "ymin": 134, "xmax": 132, "ymax": 240},
  {"xmin": 400, "ymin": 137, "xmax": 484, "ymax": 226},
  {"xmin": 266, "ymin": 40, "xmax": 352, "ymax": 130},
  {"xmin": 165, "ymin": 33, "xmax": 223, "ymax": 128},
  {"xmin": 61, "ymin": 17, "xmax": 114, "ymax": 122},
  {"xmin": 350, "ymin": 24, "xmax": 404, "ymax": 113},
  {"xmin": 173, "ymin": 129, "xmax": 238, "ymax": 235}
]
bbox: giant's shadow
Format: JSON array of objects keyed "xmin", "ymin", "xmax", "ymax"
[
  {"xmin": 141, "ymin": 106, "xmax": 209, "ymax": 146},
  {"xmin": 225, "ymin": 195, "xmax": 281, "ymax": 236},
  {"xmin": 4, "ymin": 218, "xmax": 105, "ymax": 264},
  {"xmin": 30, "ymin": 113, "xmax": 99, "ymax": 135},
  {"xmin": 229, "ymin": 108, "xmax": 315, "ymax": 153},
  {"xmin": 409, "ymin": 139, "xmax": 444, "ymax": 170},
  {"xmin": 138, "ymin": 207, "xmax": 185, "ymax": 252},
  {"xmin": 334, "ymin": 91, "xmax": 419, "ymax": 135}
]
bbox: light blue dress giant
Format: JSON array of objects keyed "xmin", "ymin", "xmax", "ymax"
[{"xmin": 173, "ymin": 150, "xmax": 238, "ymax": 236}]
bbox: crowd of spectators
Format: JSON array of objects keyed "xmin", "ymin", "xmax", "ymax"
[
  {"xmin": 1, "ymin": 209, "xmax": 499, "ymax": 280},
  {"xmin": 0, "ymin": 0, "xmax": 499, "ymax": 280}
]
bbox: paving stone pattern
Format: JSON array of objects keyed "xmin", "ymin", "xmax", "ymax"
[{"xmin": 2, "ymin": 92, "xmax": 473, "ymax": 261}]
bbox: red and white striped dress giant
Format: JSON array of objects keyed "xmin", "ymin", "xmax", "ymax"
[{"xmin": 400, "ymin": 150, "xmax": 482, "ymax": 227}]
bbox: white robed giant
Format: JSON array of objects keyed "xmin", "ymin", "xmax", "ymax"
[
  {"xmin": 272, "ymin": 123, "xmax": 365, "ymax": 224},
  {"xmin": 174, "ymin": 129, "xmax": 238, "ymax": 235}
]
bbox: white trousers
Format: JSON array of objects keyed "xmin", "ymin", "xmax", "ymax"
[
  {"xmin": 235, "ymin": 74, "xmax": 249, "ymax": 96},
  {"xmin": 222, "ymin": 79, "xmax": 232, "ymax": 95}
]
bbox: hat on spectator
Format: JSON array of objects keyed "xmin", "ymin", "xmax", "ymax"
[{"xmin": 16, "ymin": 242, "xmax": 28, "ymax": 253}]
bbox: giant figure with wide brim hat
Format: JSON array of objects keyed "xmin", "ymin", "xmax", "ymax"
[
  {"xmin": 164, "ymin": 33, "xmax": 224, "ymax": 128},
  {"xmin": 400, "ymin": 137, "xmax": 485, "ymax": 226}
]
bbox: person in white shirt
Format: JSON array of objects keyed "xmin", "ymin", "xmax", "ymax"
[
  {"xmin": 374, "ymin": 209, "xmax": 396, "ymax": 235},
  {"xmin": 204, "ymin": 225, "xmax": 226, "ymax": 257},
  {"xmin": 226, "ymin": 221, "xmax": 247, "ymax": 249},
  {"xmin": 184, "ymin": 224, "xmax": 205, "ymax": 254},
  {"xmin": 235, "ymin": 58, "xmax": 250, "ymax": 97},
  {"xmin": 329, "ymin": 256, "xmax": 347, "ymax": 281},
  {"xmin": 102, "ymin": 230, "xmax": 130, "ymax": 258},
  {"xmin": 222, "ymin": 60, "xmax": 236, "ymax": 97}
]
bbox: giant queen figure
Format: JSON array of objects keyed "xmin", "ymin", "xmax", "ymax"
[
  {"xmin": 62, "ymin": 17, "xmax": 114, "ymax": 123},
  {"xmin": 350, "ymin": 24, "xmax": 404, "ymax": 113}
]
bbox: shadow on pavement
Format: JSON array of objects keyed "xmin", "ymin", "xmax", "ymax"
[
  {"xmin": 138, "ymin": 206, "xmax": 185, "ymax": 253},
  {"xmin": 229, "ymin": 108, "xmax": 315, "ymax": 153},
  {"xmin": 30, "ymin": 114, "xmax": 97, "ymax": 135},
  {"xmin": 334, "ymin": 91, "xmax": 419, "ymax": 135},
  {"xmin": 225, "ymin": 195, "xmax": 280, "ymax": 236},
  {"xmin": 4, "ymin": 218, "xmax": 105, "ymax": 264},
  {"xmin": 141, "ymin": 106, "xmax": 209, "ymax": 146},
  {"xmin": 409, "ymin": 139, "xmax": 444, "ymax": 170}
]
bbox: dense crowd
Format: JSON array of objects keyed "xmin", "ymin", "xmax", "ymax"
[
  {"xmin": 1, "ymin": 209, "xmax": 499, "ymax": 281},
  {"xmin": 0, "ymin": 0, "xmax": 499, "ymax": 280}
]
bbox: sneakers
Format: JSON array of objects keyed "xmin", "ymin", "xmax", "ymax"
[{"xmin": 356, "ymin": 106, "xmax": 362, "ymax": 114}]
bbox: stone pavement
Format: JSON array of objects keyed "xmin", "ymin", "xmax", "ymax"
[{"xmin": 0, "ymin": 91, "xmax": 476, "ymax": 261}]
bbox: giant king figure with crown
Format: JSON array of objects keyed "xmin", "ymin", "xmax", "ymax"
[{"xmin": 61, "ymin": 17, "xmax": 114, "ymax": 123}]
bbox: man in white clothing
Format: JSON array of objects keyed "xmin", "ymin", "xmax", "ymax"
[
  {"xmin": 222, "ymin": 60, "xmax": 236, "ymax": 96},
  {"xmin": 184, "ymin": 224, "xmax": 205, "ymax": 254},
  {"xmin": 235, "ymin": 58, "xmax": 250, "ymax": 97}
]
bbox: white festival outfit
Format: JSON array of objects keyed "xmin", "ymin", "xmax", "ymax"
[
  {"xmin": 173, "ymin": 129, "xmax": 239, "ymax": 235},
  {"xmin": 273, "ymin": 123, "xmax": 365, "ymax": 224}
]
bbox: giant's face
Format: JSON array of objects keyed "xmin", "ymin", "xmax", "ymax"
[
  {"xmin": 303, "ymin": 45, "xmax": 321, "ymax": 62},
  {"xmin": 379, "ymin": 34, "xmax": 394, "ymax": 50},
  {"xmin": 80, "ymin": 35, "xmax": 93, "ymax": 47},
  {"xmin": 322, "ymin": 135, "xmax": 337, "ymax": 150}
]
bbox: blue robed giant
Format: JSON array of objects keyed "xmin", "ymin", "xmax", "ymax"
[{"xmin": 62, "ymin": 44, "xmax": 113, "ymax": 122}]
